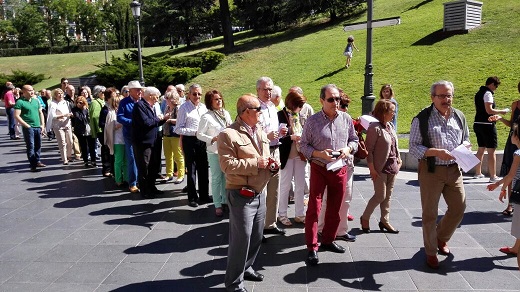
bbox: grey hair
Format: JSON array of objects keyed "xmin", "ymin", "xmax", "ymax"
[
  {"xmin": 320, "ymin": 84, "xmax": 339, "ymax": 99},
  {"xmin": 256, "ymin": 77, "xmax": 273, "ymax": 90},
  {"xmin": 144, "ymin": 86, "xmax": 161, "ymax": 97},
  {"xmin": 93, "ymin": 85, "xmax": 106, "ymax": 97},
  {"xmin": 430, "ymin": 80, "xmax": 454, "ymax": 96},
  {"xmin": 271, "ymin": 85, "xmax": 282, "ymax": 98},
  {"xmin": 175, "ymin": 84, "xmax": 185, "ymax": 91},
  {"xmin": 164, "ymin": 89, "xmax": 180, "ymax": 103},
  {"xmin": 120, "ymin": 85, "xmax": 129, "ymax": 92},
  {"xmin": 189, "ymin": 83, "xmax": 202, "ymax": 92}
]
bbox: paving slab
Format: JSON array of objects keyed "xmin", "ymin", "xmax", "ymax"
[{"xmin": 0, "ymin": 116, "xmax": 519, "ymax": 291}]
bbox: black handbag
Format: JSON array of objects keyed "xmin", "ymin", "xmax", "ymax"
[{"xmin": 511, "ymin": 180, "xmax": 520, "ymax": 204}]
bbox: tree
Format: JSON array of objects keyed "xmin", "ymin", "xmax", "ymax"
[
  {"xmin": 219, "ymin": 0, "xmax": 234, "ymax": 51},
  {"xmin": 12, "ymin": 4, "xmax": 47, "ymax": 47},
  {"xmin": 158, "ymin": 0, "xmax": 215, "ymax": 47},
  {"xmin": 75, "ymin": 0, "xmax": 102, "ymax": 43},
  {"xmin": 102, "ymin": 0, "xmax": 133, "ymax": 49}
]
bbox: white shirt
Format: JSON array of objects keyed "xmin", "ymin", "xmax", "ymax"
[
  {"xmin": 259, "ymin": 99, "xmax": 279, "ymax": 146},
  {"xmin": 46, "ymin": 99, "xmax": 71, "ymax": 132},
  {"xmin": 175, "ymin": 100, "xmax": 208, "ymax": 136},
  {"xmin": 197, "ymin": 110, "xmax": 232, "ymax": 154},
  {"xmin": 483, "ymin": 91, "xmax": 494, "ymax": 104}
]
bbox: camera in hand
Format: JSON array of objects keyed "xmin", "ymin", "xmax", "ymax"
[
  {"xmin": 331, "ymin": 151, "xmax": 341, "ymax": 158},
  {"xmin": 268, "ymin": 157, "xmax": 280, "ymax": 173}
]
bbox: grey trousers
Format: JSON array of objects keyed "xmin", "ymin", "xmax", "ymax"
[{"xmin": 225, "ymin": 189, "xmax": 266, "ymax": 291}]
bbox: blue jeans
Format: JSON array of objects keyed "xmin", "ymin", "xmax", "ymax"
[
  {"xmin": 124, "ymin": 136, "xmax": 138, "ymax": 187},
  {"xmin": 6, "ymin": 107, "xmax": 15, "ymax": 138},
  {"xmin": 22, "ymin": 127, "xmax": 42, "ymax": 168}
]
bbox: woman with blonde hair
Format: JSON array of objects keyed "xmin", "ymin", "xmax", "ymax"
[
  {"xmin": 162, "ymin": 90, "xmax": 185, "ymax": 184},
  {"xmin": 47, "ymin": 88, "xmax": 73, "ymax": 165},
  {"xmin": 105, "ymin": 93, "xmax": 127, "ymax": 186}
]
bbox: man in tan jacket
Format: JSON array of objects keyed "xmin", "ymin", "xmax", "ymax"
[{"xmin": 218, "ymin": 94, "xmax": 275, "ymax": 292}]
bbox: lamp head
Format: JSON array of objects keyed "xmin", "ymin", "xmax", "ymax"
[
  {"xmin": 101, "ymin": 29, "xmax": 107, "ymax": 37},
  {"xmin": 130, "ymin": 1, "xmax": 141, "ymax": 19}
]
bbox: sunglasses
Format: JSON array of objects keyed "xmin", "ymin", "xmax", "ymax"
[
  {"xmin": 324, "ymin": 97, "xmax": 341, "ymax": 103},
  {"xmin": 247, "ymin": 106, "xmax": 262, "ymax": 112}
]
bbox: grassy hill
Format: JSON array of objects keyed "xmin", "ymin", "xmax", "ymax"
[
  {"xmin": 192, "ymin": 0, "xmax": 520, "ymax": 148},
  {"xmin": 1, "ymin": 0, "xmax": 519, "ymax": 148}
]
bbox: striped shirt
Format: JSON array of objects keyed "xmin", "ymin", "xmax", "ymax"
[
  {"xmin": 300, "ymin": 110, "xmax": 359, "ymax": 165},
  {"xmin": 409, "ymin": 106, "xmax": 470, "ymax": 165},
  {"xmin": 175, "ymin": 100, "xmax": 207, "ymax": 136}
]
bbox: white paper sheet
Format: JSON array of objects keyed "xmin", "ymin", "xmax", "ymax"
[
  {"xmin": 451, "ymin": 144, "xmax": 480, "ymax": 173},
  {"xmin": 359, "ymin": 115, "xmax": 378, "ymax": 130},
  {"xmin": 327, "ymin": 158, "xmax": 346, "ymax": 172}
]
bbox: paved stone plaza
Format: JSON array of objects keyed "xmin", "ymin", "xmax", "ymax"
[{"xmin": 0, "ymin": 116, "xmax": 519, "ymax": 291}]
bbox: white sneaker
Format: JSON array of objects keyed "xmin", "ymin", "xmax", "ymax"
[
  {"xmin": 489, "ymin": 176, "xmax": 501, "ymax": 183},
  {"xmin": 473, "ymin": 174, "xmax": 485, "ymax": 179}
]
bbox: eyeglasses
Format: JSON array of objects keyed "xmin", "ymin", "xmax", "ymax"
[
  {"xmin": 122, "ymin": 90, "xmax": 129, "ymax": 93},
  {"xmin": 434, "ymin": 94, "xmax": 453, "ymax": 99},
  {"xmin": 192, "ymin": 93, "xmax": 202, "ymax": 96},
  {"xmin": 261, "ymin": 88, "xmax": 272, "ymax": 91},
  {"xmin": 324, "ymin": 97, "xmax": 341, "ymax": 103},
  {"xmin": 247, "ymin": 107, "xmax": 262, "ymax": 112}
]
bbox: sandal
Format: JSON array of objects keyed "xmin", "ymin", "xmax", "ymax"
[
  {"xmin": 294, "ymin": 216, "xmax": 306, "ymax": 224},
  {"xmin": 499, "ymin": 246, "xmax": 518, "ymax": 256},
  {"xmin": 277, "ymin": 216, "xmax": 292, "ymax": 226},
  {"xmin": 502, "ymin": 205, "xmax": 514, "ymax": 216}
]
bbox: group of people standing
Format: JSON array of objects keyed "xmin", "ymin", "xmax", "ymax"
[{"xmin": 6, "ymin": 75, "xmax": 519, "ymax": 292}]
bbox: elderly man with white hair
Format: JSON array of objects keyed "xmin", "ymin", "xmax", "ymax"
[
  {"xmin": 176, "ymin": 84, "xmax": 186, "ymax": 104},
  {"xmin": 270, "ymin": 85, "xmax": 284, "ymax": 111},
  {"xmin": 131, "ymin": 86, "xmax": 170, "ymax": 199}
]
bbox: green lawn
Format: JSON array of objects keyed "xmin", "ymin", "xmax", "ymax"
[
  {"xmin": 1, "ymin": 0, "xmax": 519, "ymax": 149},
  {"xmin": 0, "ymin": 46, "xmax": 173, "ymax": 90}
]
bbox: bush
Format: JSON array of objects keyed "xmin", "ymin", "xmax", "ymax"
[
  {"xmin": 196, "ymin": 51, "xmax": 225, "ymax": 73},
  {"xmin": 0, "ymin": 45, "xmax": 119, "ymax": 57},
  {"xmin": 8, "ymin": 70, "xmax": 47, "ymax": 86},
  {"xmin": 95, "ymin": 57, "xmax": 139, "ymax": 89},
  {"xmin": 94, "ymin": 50, "xmax": 222, "ymax": 90}
]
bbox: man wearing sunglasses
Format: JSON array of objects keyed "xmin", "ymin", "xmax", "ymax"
[
  {"xmin": 218, "ymin": 94, "xmax": 272, "ymax": 292},
  {"xmin": 299, "ymin": 84, "xmax": 359, "ymax": 266},
  {"xmin": 175, "ymin": 84, "xmax": 210, "ymax": 207}
]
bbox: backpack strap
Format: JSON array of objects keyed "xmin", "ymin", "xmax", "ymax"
[{"xmin": 416, "ymin": 104, "xmax": 436, "ymax": 173}]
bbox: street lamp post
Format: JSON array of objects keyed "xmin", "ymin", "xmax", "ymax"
[
  {"xmin": 102, "ymin": 29, "xmax": 107, "ymax": 65},
  {"xmin": 130, "ymin": 0, "xmax": 144, "ymax": 86},
  {"xmin": 361, "ymin": 0, "xmax": 376, "ymax": 115}
]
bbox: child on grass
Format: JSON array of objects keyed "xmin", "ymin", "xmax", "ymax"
[
  {"xmin": 487, "ymin": 123, "xmax": 520, "ymax": 270},
  {"xmin": 343, "ymin": 35, "xmax": 359, "ymax": 68}
]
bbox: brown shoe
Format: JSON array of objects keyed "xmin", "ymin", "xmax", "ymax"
[
  {"xmin": 36, "ymin": 162, "xmax": 47, "ymax": 167},
  {"xmin": 437, "ymin": 239, "xmax": 450, "ymax": 255},
  {"xmin": 426, "ymin": 255, "xmax": 439, "ymax": 269},
  {"xmin": 129, "ymin": 186, "xmax": 140, "ymax": 193}
]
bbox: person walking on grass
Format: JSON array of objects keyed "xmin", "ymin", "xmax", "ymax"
[{"xmin": 343, "ymin": 35, "xmax": 359, "ymax": 68}]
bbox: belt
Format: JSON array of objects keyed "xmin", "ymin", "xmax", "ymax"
[
  {"xmin": 437, "ymin": 163, "xmax": 458, "ymax": 167},
  {"xmin": 311, "ymin": 159, "xmax": 326, "ymax": 167}
]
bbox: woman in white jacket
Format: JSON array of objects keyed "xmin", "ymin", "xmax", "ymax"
[
  {"xmin": 197, "ymin": 90, "xmax": 232, "ymax": 217},
  {"xmin": 47, "ymin": 89, "xmax": 73, "ymax": 165}
]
